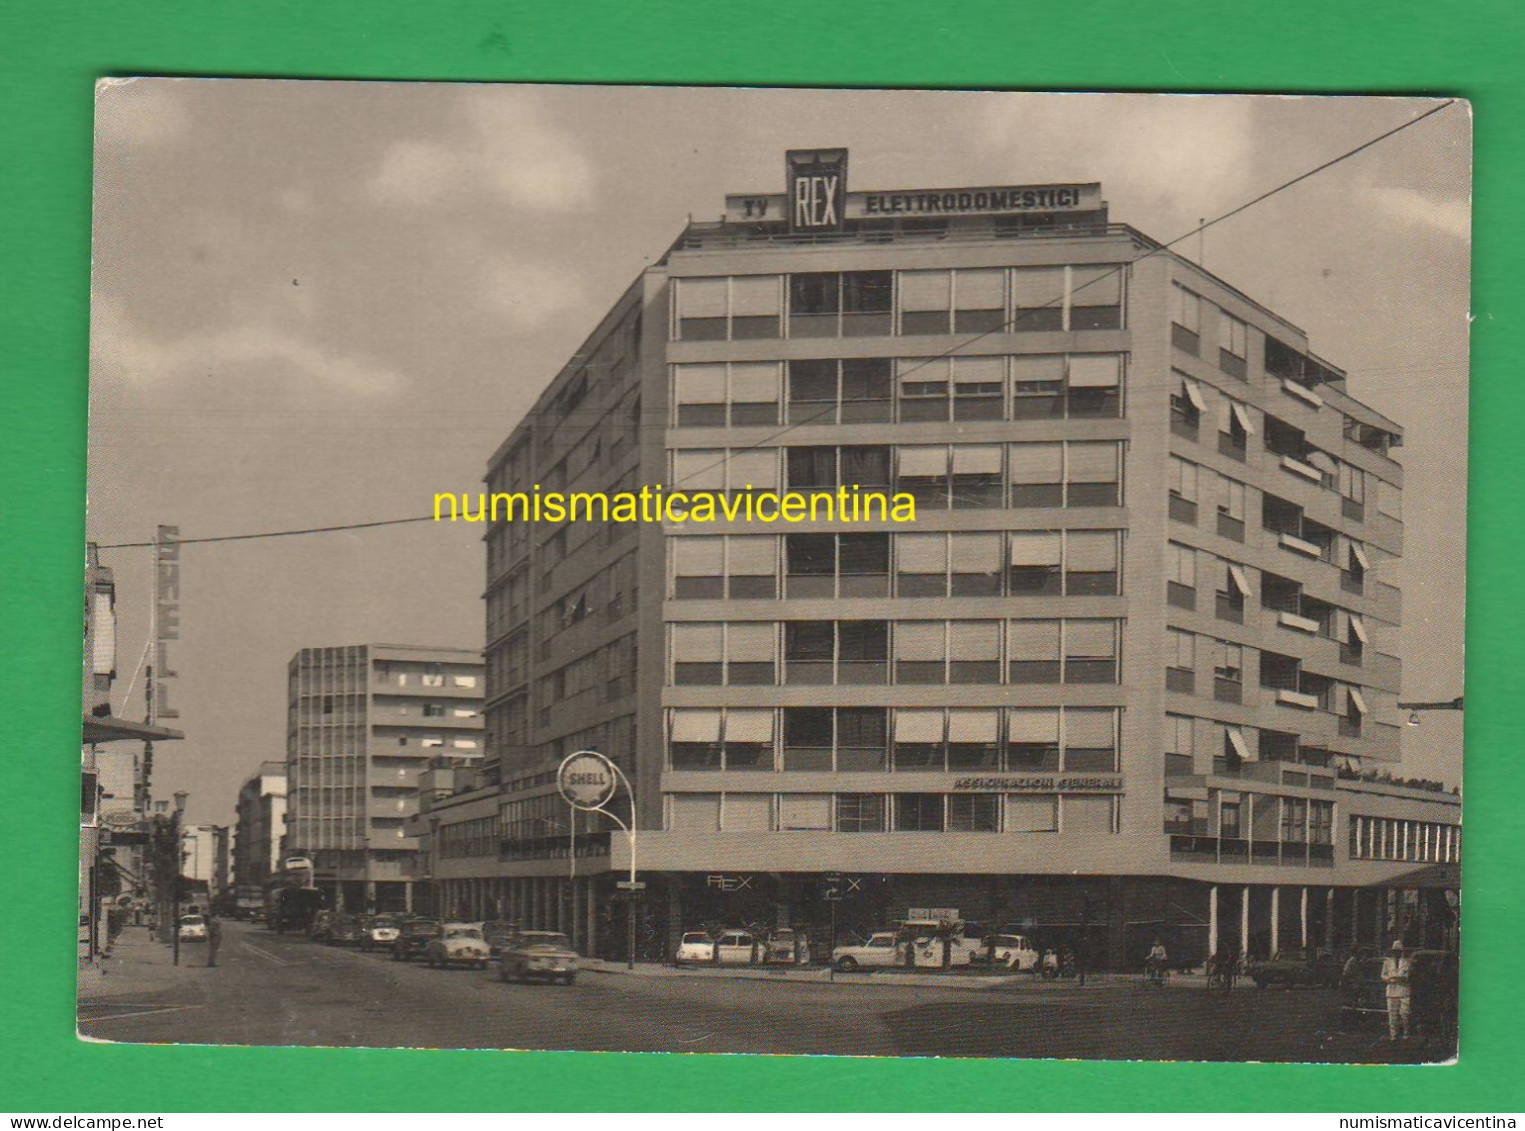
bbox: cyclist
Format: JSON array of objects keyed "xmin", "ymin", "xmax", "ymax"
[{"xmin": 1145, "ymin": 938, "xmax": 1169, "ymax": 985}]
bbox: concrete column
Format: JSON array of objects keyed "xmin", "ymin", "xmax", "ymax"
[
  {"xmin": 1240, "ymin": 886, "xmax": 1251, "ymax": 956},
  {"xmin": 404, "ymin": 881, "xmax": 413, "ymax": 914},
  {"xmin": 555, "ymin": 880, "xmax": 567, "ymax": 933},
  {"xmin": 1270, "ymin": 887, "xmax": 1280, "ymax": 954},
  {"xmin": 668, "ymin": 883, "xmax": 685, "ymax": 964},
  {"xmin": 1325, "ymin": 888, "xmax": 1335, "ymax": 948},
  {"xmin": 1352, "ymin": 889, "xmax": 1362, "ymax": 946},
  {"xmin": 1300, "ymin": 886, "xmax": 1309, "ymax": 947},
  {"xmin": 1208, "ymin": 885, "xmax": 1219, "ymax": 957}
]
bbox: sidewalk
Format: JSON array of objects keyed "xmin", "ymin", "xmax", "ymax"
[
  {"xmin": 77, "ymin": 925, "xmax": 215, "ymax": 1004},
  {"xmin": 581, "ymin": 958, "xmax": 1165, "ymax": 990}
]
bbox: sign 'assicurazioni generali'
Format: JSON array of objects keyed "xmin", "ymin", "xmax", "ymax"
[{"xmin": 731, "ymin": 147, "xmax": 1103, "ymax": 230}]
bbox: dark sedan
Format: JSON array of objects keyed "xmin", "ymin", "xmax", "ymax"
[
  {"xmin": 1250, "ymin": 947, "xmax": 1342, "ymax": 989},
  {"xmin": 390, "ymin": 917, "xmax": 441, "ymax": 962},
  {"xmin": 327, "ymin": 915, "xmax": 366, "ymax": 946},
  {"xmin": 1339, "ymin": 948, "xmax": 1458, "ymax": 1045}
]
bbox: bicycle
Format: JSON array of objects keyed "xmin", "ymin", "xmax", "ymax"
[{"xmin": 1144, "ymin": 957, "xmax": 1169, "ymax": 987}]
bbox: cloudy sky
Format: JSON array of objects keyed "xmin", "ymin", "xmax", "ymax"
[{"xmin": 88, "ymin": 82, "xmax": 1470, "ymax": 826}]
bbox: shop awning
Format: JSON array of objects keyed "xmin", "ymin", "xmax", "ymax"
[{"xmin": 83, "ymin": 716, "xmax": 184, "ymax": 744}]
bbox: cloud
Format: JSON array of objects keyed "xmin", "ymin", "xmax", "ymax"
[
  {"xmin": 367, "ymin": 88, "xmax": 595, "ymax": 211},
  {"xmin": 92, "ymin": 299, "xmax": 407, "ymax": 396},
  {"xmin": 976, "ymin": 93, "xmax": 1259, "ymax": 228},
  {"xmin": 1367, "ymin": 186, "xmax": 1471, "ymax": 242}
]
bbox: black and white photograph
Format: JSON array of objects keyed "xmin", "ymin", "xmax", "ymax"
[{"xmin": 78, "ymin": 82, "xmax": 1469, "ymax": 1064}]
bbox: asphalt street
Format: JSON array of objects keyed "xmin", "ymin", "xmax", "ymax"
[{"xmin": 78, "ymin": 921, "xmax": 1435, "ymax": 1062}]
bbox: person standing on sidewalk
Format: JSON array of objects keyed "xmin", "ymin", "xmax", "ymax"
[
  {"xmin": 206, "ymin": 914, "xmax": 222, "ymax": 968},
  {"xmin": 1382, "ymin": 939, "xmax": 1412, "ymax": 1040}
]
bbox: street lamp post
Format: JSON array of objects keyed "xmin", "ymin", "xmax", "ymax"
[{"xmin": 556, "ymin": 751, "xmax": 638, "ymax": 970}]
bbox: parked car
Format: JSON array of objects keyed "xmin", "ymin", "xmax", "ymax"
[
  {"xmin": 482, "ymin": 920, "xmax": 517, "ymax": 956},
  {"xmin": 390, "ymin": 917, "xmax": 441, "ymax": 961},
  {"xmin": 1339, "ymin": 948, "xmax": 1459, "ymax": 1041},
  {"xmin": 674, "ymin": 931, "xmax": 715, "ymax": 966},
  {"xmin": 177, "ymin": 914, "xmax": 208, "ymax": 943},
  {"xmin": 762, "ymin": 927, "xmax": 812, "ymax": 965},
  {"xmin": 832, "ymin": 931, "xmax": 902, "ymax": 972},
  {"xmin": 1251, "ymin": 947, "xmax": 1342, "ymax": 989},
  {"xmin": 361, "ymin": 915, "xmax": 401, "ymax": 952},
  {"xmin": 982, "ymin": 933, "xmax": 1041, "ymax": 971},
  {"xmin": 308, "ymin": 910, "xmax": 339, "ymax": 944},
  {"xmin": 425, "ymin": 923, "xmax": 491, "ymax": 969},
  {"xmin": 898, "ymin": 920, "xmax": 985, "ymax": 968},
  {"xmin": 327, "ymin": 915, "xmax": 365, "ymax": 947},
  {"xmin": 498, "ymin": 930, "xmax": 580, "ymax": 985},
  {"xmin": 714, "ymin": 930, "xmax": 760, "ymax": 965}
]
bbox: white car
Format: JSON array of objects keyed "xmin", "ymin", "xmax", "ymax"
[
  {"xmin": 674, "ymin": 932, "xmax": 715, "ymax": 965},
  {"xmin": 714, "ymin": 930, "xmax": 759, "ymax": 965},
  {"xmin": 177, "ymin": 914, "xmax": 207, "ymax": 942},
  {"xmin": 832, "ymin": 931, "xmax": 902, "ymax": 972},
  {"xmin": 984, "ymin": 933, "xmax": 1041, "ymax": 971}
]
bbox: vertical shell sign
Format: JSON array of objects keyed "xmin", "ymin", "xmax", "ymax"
[{"xmin": 557, "ymin": 750, "xmax": 617, "ymax": 811}]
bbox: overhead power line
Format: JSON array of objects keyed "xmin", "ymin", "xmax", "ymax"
[{"xmin": 93, "ymin": 99, "xmax": 1457, "ymax": 555}]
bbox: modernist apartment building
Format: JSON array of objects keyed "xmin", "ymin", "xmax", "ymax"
[
  {"xmin": 285, "ymin": 644, "xmax": 484, "ymax": 912},
  {"xmin": 232, "ymin": 761, "xmax": 288, "ymax": 903},
  {"xmin": 419, "ymin": 150, "xmax": 1458, "ymax": 966}
]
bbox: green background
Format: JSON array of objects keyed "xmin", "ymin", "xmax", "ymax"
[{"xmin": 3, "ymin": 0, "xmax": 1519, "ymax": 1112}]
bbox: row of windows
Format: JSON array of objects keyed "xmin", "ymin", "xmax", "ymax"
[
  {"xmin": 1348, "ymin": 815, "xmax": 1460, "ymax": 863},
  {"xmin": 667, "ymin": 706, "xmax": 1120, "ymax": 774},
  {"xmin": 668, "ymin": 441, "xmax": 1124, "ymax": 510},
  {"xmin": 664, "ymin": 790, "xmax": 1117, "ymax": 835},
  {"xmin": 670, "ymin": 266, "xmax": 1125, "ymax": 341},
  {"xmin": 1165, "ymin": 792, "xmax": 1334, "ymax": 845},
  {"xmin": 668, "ymin": 528, "xmax": 1126, "ymax": 602},
  {"xmin": 372, "ymin": 663, "xmax": 478, "ymax": 689},
  {"xmin": 1165, "ymin": 714, "xmax": 1350, "ymax": 776},
  {"xmin": 667, "ymin": 618, "xmax": 1122, "ymax": 687},
  {"xmin": 440, "ymin": 815, "xmax": 502, "ymax": 859},
  {"xmin": 671, "ymin": 354, "xmax": 1123, "ymax": 427}
]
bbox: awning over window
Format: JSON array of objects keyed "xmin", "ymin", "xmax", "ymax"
[
  {"xmin": 1307, "ymin": 450, "xmax": 1338, "ymax": 475},
  {"xmin": 1007, "ymin": 709, "xmax": 1060, "ymax": 743},
  {"xmin": 724, "ymin": 709, "xmax": 775, "ymax": 743},
  {"xmin": 671, "ymin": 709, "xmax": 722, "ymax": 744},
  {"xmin": 894, "ymin": 709, "xmax": 945, "ymax": 743},
  {"xmin": 1230, "ymin": 401, "xmax": 1256, "ymax": 436},
  {"xmin": 1227, "ymin": 563, "xmax": 1253, "ymax": 598},
  {"xmin": 1351, "ymin": 541, "xmax": 1372, "ymax": 571},
  {"xmin": 1066, "ymin": 355, "xmax": 1122, "ymax": 388},
  {"xmin": 1349, "ymin": 614, "xmax": 1369, "ymax": 644},
  {"xmin": 897, "ymin": 446, "xmax": 950, "ymax": 477},
  {"xmin": 1348, "ymin": 687, "xmax": 1369, "ymax": 715},
  {"xmin": 1182, "ymin": 378, "xmax": 1207, "ymax": 413},
  {"xmin": 948, "ymin": 709, "xmax": 1000, "ymax": 743},
  {"xmin": 1009, "ymin": 531, "xmax": 1062, "ymax": 566},
  {"xmin": 1227, "ymin": 727, "xmax": 1253, "ymax": 761}
]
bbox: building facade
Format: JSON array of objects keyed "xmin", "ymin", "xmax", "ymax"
[
  {"xmin": 232, "ymin": 761, "xmax": 288, "ymax": 905},
  {"xmin": 285, "ymin": 644, "xmax": 484, "ymax": 913},
  {"xmin": 419, "ymin": 150, "xmax": 1456, "ymax": 966}
]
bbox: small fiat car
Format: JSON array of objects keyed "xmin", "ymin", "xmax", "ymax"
[
  {"xmin": 498, "ymin": 930, "xmax": 580, "ymax": 985},
  {"xmin": 424, "ymin": 923, "xmax": 491, "ymax": 969}
]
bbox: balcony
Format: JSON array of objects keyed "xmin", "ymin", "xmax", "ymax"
[{"xmin": 1276, "ymin": 688, "xmax": 1321, "ymax": 710}]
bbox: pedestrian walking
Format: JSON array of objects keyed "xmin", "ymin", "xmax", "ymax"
[
  {"xmin": 1381, "ymin": 939, "xmax": 1412, "ymax": 1040},
  {"xmin": 206, "ymin": 914, "xmax": 222, "ymax": 968}
]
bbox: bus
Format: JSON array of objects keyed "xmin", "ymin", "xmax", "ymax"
[{"xmin": 263, "ymin": 859, "xmax": 326, "ymax": 934}]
